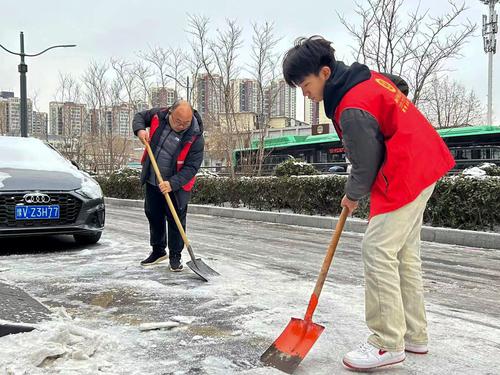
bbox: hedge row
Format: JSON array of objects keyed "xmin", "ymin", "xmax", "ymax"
[{"xmin": 97, "ymin": 169, "xmax": 500, "ymax": 231}]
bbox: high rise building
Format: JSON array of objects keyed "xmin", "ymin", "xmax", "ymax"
[
  {"xmin": 0, "ymin": 96, "xmax": 33, "ymax": 136},
  {"xmin": 151, "ymin": 87, "xmax": 177, "ymax": 108},
  {"xmin": 0, "ymin": 91, "xmax": 14, "ymax": 99},
  {"xmin": 264, "ymin": 79, "xmax": 296, "ymax": 120},
  {"xmin": 112, "ymin": 103, "xmax": 134, "ymax": 138},
  {"xmin": 49, "ymin": 102, "xmax": 87, "ymax": 136},
  {"xmin": 31, "ymin": 111, "xmax": 48, "ymax": 138},
  {"xmin": 304, "ymin": 98, "xmax": 330, "ymax": 126},
  {"xmin": 193, "ymin": 73, "xmax": 223, "ymax": 116},
  {"xmin": 233, "ymin": 79, "xmax": 259, "ymax": 113},
  {"xmin": 0, "ymin": 100, "xmax": 7, "ymax": 135}
]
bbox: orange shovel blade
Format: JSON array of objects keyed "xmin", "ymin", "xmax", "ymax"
[{"xmin": 260, "ymin": 318, "xmax": 325, "ymax": 374}]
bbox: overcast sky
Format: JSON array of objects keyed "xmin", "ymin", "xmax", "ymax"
[{"xmin": 1, "ymin": 0, "xmax": 498, "ymax": 123}]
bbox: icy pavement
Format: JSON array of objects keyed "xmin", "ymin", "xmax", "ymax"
[{"xmin": 0, "ymin": 205, "xmax": 499, "ymax": 374}]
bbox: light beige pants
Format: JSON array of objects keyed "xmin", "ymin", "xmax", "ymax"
[{"xmin": 363, "ymin": 183, "xmax": 435, "ymax": 351}]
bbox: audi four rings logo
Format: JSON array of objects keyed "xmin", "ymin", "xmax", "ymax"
[{"xmin": 23, "ymin": 193, "xmax": 51, "ymax": 204}]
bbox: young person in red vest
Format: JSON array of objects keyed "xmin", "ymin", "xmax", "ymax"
[
  {"xmin": 283, "ymin": 36, "xmax": 455, "ymax": 371},
  {"xmin": 133, "ymin": 100, "xmax": 204, "ymax": 271}
]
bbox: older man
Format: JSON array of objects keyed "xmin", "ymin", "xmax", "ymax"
[{"xmin": 133, "ymin": 100, "xmax": 204, "ymax": 271}]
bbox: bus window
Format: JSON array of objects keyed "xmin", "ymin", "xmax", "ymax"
[
  {"xmin": 471, "ymin": 149, "xmax": 481, "ymax": 160},
  {"xmin": 483, "ymin": 148, "xmax": 491, "ymax": 159},
  {"xmin": 319, "ymin": 150, "xmax": 328, "ymax": 163}
]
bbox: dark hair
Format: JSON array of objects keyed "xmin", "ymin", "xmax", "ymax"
[{"xmin": 282, "ymin": 36, "xmax": 336, "ymax": 87}]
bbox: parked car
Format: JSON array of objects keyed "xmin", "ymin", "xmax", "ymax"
[
  {"xmin": 0, "ymin": 136, "xmax": 105, "ymax": 244},
  {"xmin": 328, "ymin": 165, "xmax": 346, "ymax": 174}
]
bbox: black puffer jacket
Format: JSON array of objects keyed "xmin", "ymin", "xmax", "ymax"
[{"xmin": 132, "ymin": 107, "xmax": 205, "ymax": 208}]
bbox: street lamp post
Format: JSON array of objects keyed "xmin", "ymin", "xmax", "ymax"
[
  {"xmin": 164, "ymin": 74, "xmax": 193, "ymax": 104},
  {"xmin": 480, "ymin": 0, "xmax": 499, "ymax": 127},
  {"xmin": 0, "ymin": 32, "xmax": 76, "ymax": 137}
]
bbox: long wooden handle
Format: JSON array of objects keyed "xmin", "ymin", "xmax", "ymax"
[
  {"xmin": 304, "ymin": 206, "xmax": 349, "ymax": 321},
  {"xmin": 141, "ymin": 138, "xmax": 190, "ymax": 247}
]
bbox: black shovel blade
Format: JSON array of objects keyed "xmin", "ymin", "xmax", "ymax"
[{"xmin": 187, "ymin": 258, "xmax": 220, "ymax": 282}]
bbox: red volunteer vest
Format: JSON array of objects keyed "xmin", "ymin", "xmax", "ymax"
[
  {"xmin": 140, "ymin": 113, "xmax": 197, "ymax": 192},
  {"xmin": 333, "ymin": 71, "xmax": 455, "ymax": 218}
]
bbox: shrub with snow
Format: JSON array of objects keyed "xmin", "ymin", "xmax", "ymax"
[{"xmin": 274, "ymin": 158, "xmax": 318, "ymax": 177}]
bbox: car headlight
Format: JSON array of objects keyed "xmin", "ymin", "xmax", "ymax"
[{"xmin": 76, "ymin": 176, "xmax": 103, "ymax": 199}]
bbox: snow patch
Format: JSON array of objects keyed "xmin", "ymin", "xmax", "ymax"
[
  {"xmin": 462, "ymin": 166, "xmax": 487, "ymax": 178},
  {"xmin": 201, "ymin": 356, "xmax": 239, "ymax": 374},
  {"xmin": 78, "ymin": 249, "xmax": 93, "ymax": 256}
]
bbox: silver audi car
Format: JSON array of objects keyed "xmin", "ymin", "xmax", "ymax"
[{"xmin": 0, "ymin": 136, "xmax": 105, "ymax": 244}]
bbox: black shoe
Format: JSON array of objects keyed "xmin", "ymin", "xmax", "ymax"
[
  {"xmin": 169, "ymin": 259, "xmax": 183, "ymax": 272},
  {"xmin": 140, "ymin": 251, "xmax": 168, "ymax": 266}
]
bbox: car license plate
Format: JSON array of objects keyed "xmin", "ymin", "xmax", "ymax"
[{"xmin": 15, "ymin": 205, "xmax": 60, "ymax": 220}]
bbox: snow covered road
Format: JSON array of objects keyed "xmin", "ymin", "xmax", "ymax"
[{"xmin": 0, "ymin": 205, "xmax": 499, "ymax": 374}]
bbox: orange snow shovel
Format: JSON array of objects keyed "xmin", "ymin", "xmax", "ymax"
[
  {"xmin": 260, "ymin": 206, "xmax": 349, "ymax": 374},
  {"xmin": 141, "ymin": 138, "xmax": 219, "ymax": 282}
]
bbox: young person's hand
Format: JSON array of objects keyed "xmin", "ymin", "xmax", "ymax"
[{"xmin": 341, "ymin": 195, "xmax": 358, "ymax": 216}]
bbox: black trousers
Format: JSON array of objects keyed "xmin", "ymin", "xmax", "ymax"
[{"xmin": 144, "ymin": 182, "xmax": 186, "ymax": 260}]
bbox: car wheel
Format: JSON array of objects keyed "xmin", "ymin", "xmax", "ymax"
[{"xmin": 74, "ymin": 232, "xmax": 102, "ymax": 245}]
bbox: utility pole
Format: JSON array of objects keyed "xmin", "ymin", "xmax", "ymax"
[{"xmin": 480, "ymin": 0, "xmax": 499, "ymax": 126}]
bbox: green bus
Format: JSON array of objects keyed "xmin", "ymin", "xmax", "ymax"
[{"xmin": 234, "ymin": 125, "xmax": 500, "ymax": 173}]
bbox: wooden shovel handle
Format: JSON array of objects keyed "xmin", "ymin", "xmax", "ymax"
[
  {"xmin": 305, "ymin": 206, "xmax": 349, "ymax": 321},
  {"xmin": 141, "ymin": 138, "xmax": 190, "ymax": 247}
]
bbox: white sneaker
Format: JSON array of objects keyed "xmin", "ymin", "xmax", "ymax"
[
  {"xmin": 343, "ymin": 342, "xmax": 406, "ymax": 370},
  {"xmin": 405, "ymin": 342, "xmax": 428, "ymax": 354}
]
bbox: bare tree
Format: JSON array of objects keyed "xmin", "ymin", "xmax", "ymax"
[
  {"xmin": 131, "ymin": 60, "xmax": 154, "ymax": 105},
  {"xmin": 184, "ymin": 47, "xmax": 204, "ymax": 106},
  {"xmin": 30, "ymin": 89, "xmax": 42, "ymax": 138},
  {"xmin": 52, "ymin": 73, "xmax": 85, "ymax": 163},
  {"xmin": 138, "ymin": 45, "xmax": 191, "ymax": 104},
  {"xmin": 111, "ymin": 58, "xmax": 143, "ymax": 111},
  {"xmin": 81, "ymin": 61, "xmax": 132, "ymax": 174},
  {"xmin": 248, "ymin": 21, "xmax": 282, "ymax": 175},
  {"xmin": 418, "ymin": 76, "xmax": 484, "ymax": 128},
  {"xmin": 31, "ymin": 89, "xmax": 40, "ymax": 113},
  {"xmin": 338, "ymin": 0, "xmax": 477, "ymax": 104},
  {"xmin": 54, "ymin": 72, "xmax": 82, "ymax": 104},
  {"xmin": 187, "ymin": 15, "xmax": 245, "ymax": 177},
  {"xmin": 139, "ymin": 46, "xmax": 170, "ymax": 90},
  {"xmin": 166, "ymin": 47, "xmax": 188, "ymax": 100}
]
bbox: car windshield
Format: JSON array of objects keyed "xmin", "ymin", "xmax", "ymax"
[{"xmin": 0, "ymin": 138, "xmax": 72, "ymax": 171}]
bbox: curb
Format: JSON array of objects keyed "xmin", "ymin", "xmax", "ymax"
[
  {"xmin": 105, "ymin": 197, "xmax": 500, "ymax": 250},
  {"xmin": 0, "ymin": 323, "xmax": 35, "ymax": 338},
  {"xmin": 0, "ymin": 281, "xmax": 50, "ymax": 336}
]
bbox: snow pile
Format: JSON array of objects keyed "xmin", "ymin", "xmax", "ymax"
[
  {"xmin": 290, "ymin": 160, "xmax": 310, "ymax": 167},
  {"xmin": 0, "ymin": 311, "xmax": 118, "ymax": 374},
  {"xmin": 196, "ymin": 169, "xmax": 219, "ymax": 178},
  {"xmin": 478, "ymin": 162, "xmax": 497, "ymax": 169},
  {"xmin": 461, "ymin": 162, "xmax": 500, "ymax": 179},
  {"xmin": 461, "ymin": 166, "xmax": 487, "ymax": 178}
]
